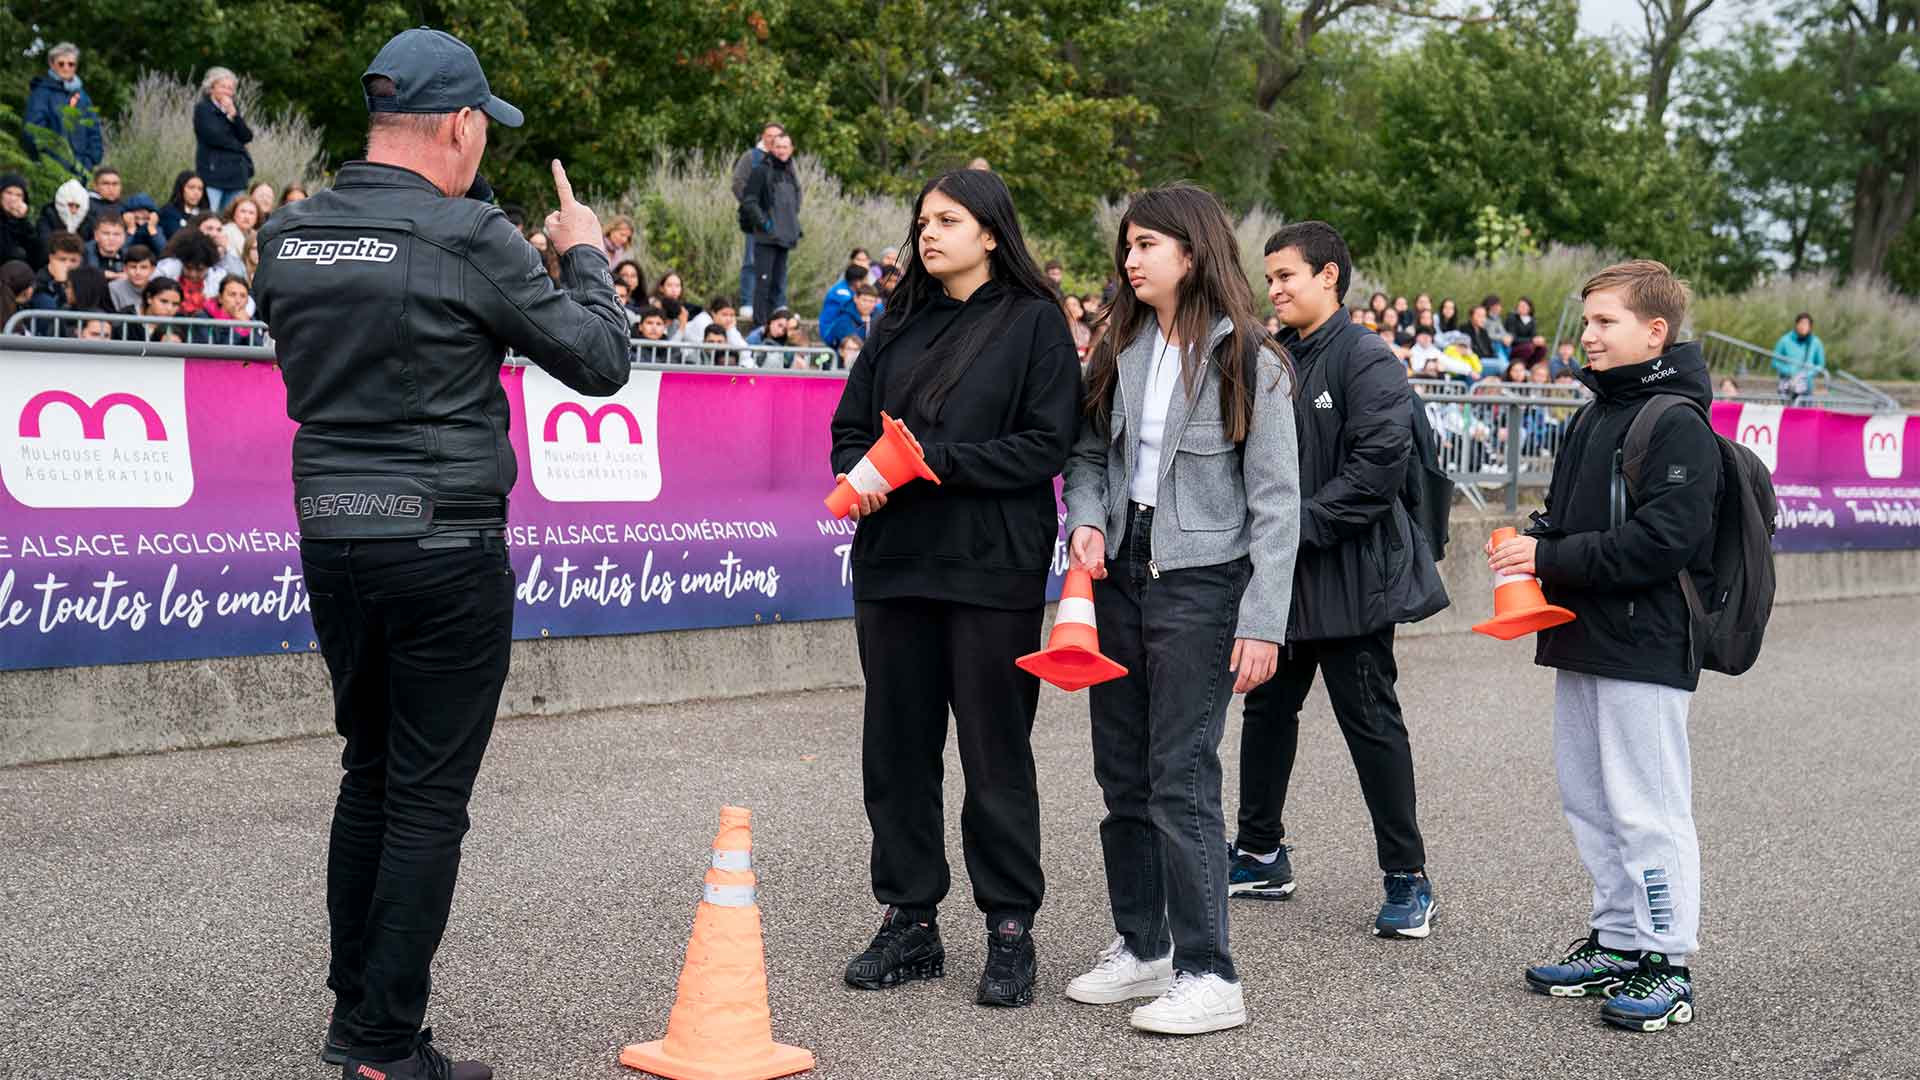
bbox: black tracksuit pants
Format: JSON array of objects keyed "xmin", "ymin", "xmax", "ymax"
[
  {"xmin": 1235, "ymin": 627, "xmax": 1427, "ymax": 873},
  {"xmin": 856, "ymin": 596, "xmax": 1046, "ymax": 930},
  {"xmin": 301, "ymin": 534, "xmax": 515, "ymax": 1060}
]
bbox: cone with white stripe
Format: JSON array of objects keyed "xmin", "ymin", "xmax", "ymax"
[
  {"xmin": 1472, "ymin": 527, "xmax": 1576, "ymax": 640},
  {"xmin": 825, "ymin": 411, "xmax": 940, "ymax": 518},
  {"xmin": 620, "ymin": 806, "xmax": 814, "ymax": 1080},
  {"xmin": 1015, "ymin": 567, "xmax": 1129, "ymax": 692}
]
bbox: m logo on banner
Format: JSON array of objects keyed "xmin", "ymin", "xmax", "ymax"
[
  {"xmin": 1863, "ymin": 414, "xmax": 1906, "ymax": 480},
  {"xmin": 1734, "ymin": 403, "xmax": 1783, "ymax": 474},
  {"xmin": 521, "ymin": 368, "xmax": 664, "ymax": 502},
  {"xmin": 0, "ymin": 354, "xmax": 194, "ymax": 508}
]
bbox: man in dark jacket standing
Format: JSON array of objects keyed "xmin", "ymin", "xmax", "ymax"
[
  {"xmin": 253, "ymin": 27, "xmax": 630, "ymax": 1080},
  {"xmin": 1233, "ymin": 221, "xmax": 1448, "ymax": 940},
  {"xmin": 193, "ymin": 67, "xmax": 254, "ymax": 212},
  {"xmin": 742, "ymin": 131, "xmax": 801, "ymax": 332},
  {"xmin": 730, "ymin": 121, "xmax": 782, "ymax": 314},
  {"xmin": 23, "ymin": 43, "xmax": 103, "ymax": 177}
]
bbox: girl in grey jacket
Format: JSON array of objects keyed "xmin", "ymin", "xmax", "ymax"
[{"xmin": 1060, "ymin": 183, "xmax": 1300, "ymax": 1036}]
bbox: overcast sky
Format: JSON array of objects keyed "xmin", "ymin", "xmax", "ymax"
[{"xmin": 1575, "ymin": 0, "xmax": 1735, "ymax": 48}]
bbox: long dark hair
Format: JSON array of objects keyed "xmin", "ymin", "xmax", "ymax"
[
  {"xmin": 167, "ymin": 171, "xmax": 203, "ymax": 213},
  {"xmin": 1082, "ymin": 183, "xmax": 1289, "ymax": 443},
  {"xmin": 873, "ymin": 169, "xmax": 1059, "ymax": 424}
]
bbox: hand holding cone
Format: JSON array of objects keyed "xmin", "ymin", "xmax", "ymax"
[
  {"xmin": 1472, "ymin": 527, "xmax": 1576, "ymax": 640},
  {"xmin": 825, "ymin": 412, "xmax": 940, "ymax": 519}
]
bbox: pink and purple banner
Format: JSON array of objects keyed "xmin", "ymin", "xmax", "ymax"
[
  {"xmin": 1711, "ymin": 401, "xmax": 1920, "ymax": 552},
  {"xmin": 0, "ymin": 352, "xmax": 1068, "ymax": 672}
]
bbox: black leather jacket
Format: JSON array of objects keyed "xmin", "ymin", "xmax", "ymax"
[{"xmin": 254, "ymin": 162, "xmax": 631, "ymax": 538}]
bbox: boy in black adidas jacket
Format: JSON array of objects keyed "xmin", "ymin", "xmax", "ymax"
[{"xmin": 1488, "ymin": 260, "xmax": 1718, "ymax": 1033}]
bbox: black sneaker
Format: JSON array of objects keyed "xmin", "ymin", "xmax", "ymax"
[
  {"xmin": 340, "ymin": 1028, "xmax": 491, "ymax": 1080},
  {"xmin": 1228, "ymin": 846, "xmax": 1297, "ymax": 901},
  {"xmin": 845, "ymin": 906, "xmax": 945, "ymax": 990},
  {"xmin": 321, "ymin": 1009, "xmax": 349, "ymax": 1065},
  {"xmin": 976, "ymin": 918, "xmax": 1037, "ymax": 1008}
]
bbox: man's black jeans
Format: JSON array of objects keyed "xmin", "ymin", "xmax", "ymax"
[{"xmin": 301, "ymin": 533, "xmax": 514, "ymax": 1059}]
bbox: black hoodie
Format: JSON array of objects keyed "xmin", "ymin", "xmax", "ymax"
[
  {"xmin": 829, "ymin": 280, "xmax": 1080, "ymax": 609},
  {"xmin": 0, "ymin": 173, "xmax": 43, "ymax": 269},
  {"xmin": 1529, "ymin": 341, "xmax": 1721, "ymax": 691}
]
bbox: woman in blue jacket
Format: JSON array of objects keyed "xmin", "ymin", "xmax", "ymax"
[
  {"xmin": 193, "ymin": 67, "xmax": 255, "ymax": 212},
  {"xmin": 1771, "ymin": 312, "xmax": 1826, "ymax": 405},
  {"xmin": 23, "ymin": 44, "xmax": 103, "ymax": 177}
]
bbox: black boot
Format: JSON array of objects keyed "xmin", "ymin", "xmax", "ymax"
[
  {"xmin": 845, "ymin": 906, "xmax": 945, "ymax": 990},
  {"xmin": 340, "ymin": 1028, "xmax": 491, "ymax": 1080},
  {"xmin": 976, "ymin": 918, "xmax": 1036, "ymax": 1007},
  {"xmin": 320, "ymin": 1009, "xmax": 348, "ymax": 1065}
]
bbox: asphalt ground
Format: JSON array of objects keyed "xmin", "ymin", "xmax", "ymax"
[{"xmin": 3, "ymin": 596, "xmax": 1917, "ymax": 1080}]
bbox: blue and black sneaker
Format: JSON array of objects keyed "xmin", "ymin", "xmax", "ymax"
[
  {"xmin": 1599, "ymin": 953, "xmax": 1694, "ymax": 1032},
  {"xmin": 1373, "ymin": 872, "xmax": 1436, "ymax": 939},
  {"xmin": 1228, "ymin": 846, "xmax": 1297, "ymax": 900},
  {"xmin": 1524, "ymin": 933, "xmax": 1641, "ymax": 998}
]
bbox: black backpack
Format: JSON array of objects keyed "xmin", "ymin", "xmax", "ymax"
[{"xmin": 1617, "ymin": 395, "xmax": 1778, "ymax": 676}]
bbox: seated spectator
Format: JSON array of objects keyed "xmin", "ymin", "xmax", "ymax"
[
  {"xmin": 746, "ymin": 306, "xmax": 794, "ymax": 368},
  {"xmin": 1437, "ymin": 297, "xmax": 1459, "ymax": 333},
  {"xmin": 220, "ymin": 196, "xmax": 261, "ymax": 278},
  {"xmin": 879, "ymin": 246, "xmax": 899, "ymax": 271},
  {"xmin": 1392, "ymin": 295, "xmax": 1410, "ymax": 327},
  {"xmin": 1717, "ymin": 376, "xmax": 1740, "ymax": 397},
  {"xmin": 1263, "ymin": 314, "xmax": 1281, "ymax": 336},
  {"xmin": 602, "ymin": 215, "xmax": 636, "ymax": 266},
  {"xmin": 1505, "ymin": 295, "xmax": 1537, "ymax": 342},
  {"xmin": 702, "ymin": 322, "xmax": 743, "ymax": 365},
  {"xmin": 849, "ymin": 247, "xmax": 872, "ymax": 270},
  {"xmin": 283, "ymin": 183, "xmax": 309, "ymax": 204},
  {"xmin": 192, "ymin": 273, "xmax": 257, "ymax": 344},
  {"xmin": 1466, "ymin": 304, "xmax": 1497, "ymax": 359},
  {"xmin": 89, "ymin": 166, "xmax": 124, "ymax": 220},
  {"xmin": 248, "ymin": 182, "xmax": 277, "ymax": 218},
  {"xmin": 1367, "ymin": 291, "xmax": 1390, "ymax": 326},
  {"xmin": 1548, "ymin": 339, "xmax": 1579, "ymax": 378},
  {"xmin": 1407, "ymin": 327, "xmax": 1444, "ymax": 372},
  {"xmin": 194, "ymin": 67, "xmax": 254, "ymax": 211},
  {"xmin": 66, "ymin": 265, "xmax": 113, "ymax": 317},
  {"xmin": 39, "ymin": 178, "xmax": 96, "ymax": 248},
  {"xmin": 1046, "ymin": 259, "xmax": 1065, "ymax": 289},
  {"xmin": 684, "ymin": 294, "xmax": 749, "ymax": 351},
  {"xmin": 109, "ymin": 244, "xmax": 155, "ymax": 312},
  {"xmin": 1081, "ymin": 292, "xmax": 1101, "ymax": 321},
  {"xmin": 121, "ymin": 276, "xmax": 185, "ymax": 342},
  {"xmin": 1505, "ymin": 359, "xmax": 1529, "ymax": 383},
  {"xmin": 28, "ymin": 230, "xmax": 84, "ymax": 314},
  {"xmin": 1529, "ymin": 362, "xmax": 1553, "ymax": 387},
  {"xmin": 155, "ymin": 230, "xmax": 224, "ymax": 317},
  {"xmin": 837, "ymin": 333, "xmax": 864, "ymax": 370},
  {"xmin": 120, "ymin": 193, "xmax": 163, "ymax": 252},
  {"xmin": 1483, "ymin": 294, "xmax": 1513, "ymax": 352},
  {"xmin": 77, "ymin": 317, "xmax": 113, "ymax": 340},
  {"xmin": 85, "ymin": 216, "xmax": 127, "ymax": 279},
  {"xmin": 874, "ymin": 264, "xmax": 900, "ymax": 302},
  {"xmin": 1409, "ymin": 308, "xmax": 1439, "ymax": 340},
  {"xmin": 1063, "ymin": 294, "xmax": 1091, "ymax": 352},
  {"xmin": 0, "ymin": 260, "xmax": 33, "ymax": 331},
  {"xmin": 1408, "ymin": 292, "xmax": 1433, "ymax": 330},
  {"xmin": 1, "ymin": 173, "xmax": 44, "ymax": 269},
  {"xmin": 1349, "ymin": 306, "xmax": 1370, "ymax": 326},
  {"xmin": 159, "ymin": 172, "xmax": 209, "ymax": 240},
  {"xmin": 652, "ymin": 270, "xmax": 701, "ymax": 335},
  {"xmin": 825, "ymin": 284, "xmax": 880, "ymax": 347},
  {"xmin": 633, "ymin": 306, "xmax": 678, "ymax": 363},
  {"xmin": 1378, "ymin": 323, "xmax": 1409, "ymax": 364},
  {"xmin": 818, "ymin": 261, "xmax": 868, "ymax": 338},
  {"xmin": 24, "ymin": 43, "xmax": 104, "ymax": 176}
]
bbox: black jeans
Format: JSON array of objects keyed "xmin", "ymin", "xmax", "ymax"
[
  {"xmin": 1088, "ymin": 505, "xmax": 1249, "ymax": 979},
  {"xmin": 1236, "ymin": 627, "xmax": 1427, "ymax": 873},
  {"xmin": 856, "ymin": 596, "xmax": 1046, "ymax": 930},
  {"xmin": 302, "ymin": 534, "xmax": 515, "ymax": 1059},
  {"xmin": 752, "ymin": 241, "xmax": 790, "ymax": 331}
]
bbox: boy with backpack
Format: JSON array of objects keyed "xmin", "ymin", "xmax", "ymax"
[{"xmin": 1489, "ymin": 259, "xmax": 1771, "ymax": 1033}]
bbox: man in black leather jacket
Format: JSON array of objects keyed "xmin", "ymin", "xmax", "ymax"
[{"xmin": 252, "ymin": 27, "xmax": 629, "ymax": 1080}]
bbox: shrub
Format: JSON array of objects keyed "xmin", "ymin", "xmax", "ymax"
[
  {"xmin": 102, "ymin": 71, "xmax": 324, "ymax": 204},
  {"xmin": 1692, "ymin": 273, "xmax": 1920, "ymax": 381}
]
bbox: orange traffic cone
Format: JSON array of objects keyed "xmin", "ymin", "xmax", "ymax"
[
  {"xmin": 620, "ymin": 807, "xmax": 815, "ymax": 1080},
  {"xmin": 1472, "ymin": 527, "xmax": 1576, "ymax": 640},
  {"xmin": 825, "ymin": 411, "xmax": 940, "ymax": 518},
  {"xmin": 1015, "ymin": 567, "xmax": 1129, "ymax": 692}
]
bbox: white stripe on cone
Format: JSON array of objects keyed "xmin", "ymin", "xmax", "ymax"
[
  {"xmin": 1491, "ymin": 571, "xmax": 1535, "ymax": 588},
  {"xmin": 1056, "ymin": 596, "xmax": 1096, "ymax": 628},
  {"xmin": 703, "ymin": 883, "xmax": 756, "ymax": 907},
  {"xmin": 710, "ymin": 849, "xmax": 751, "ymax": 871},
  {"xmin": 847, "ymin": 457, "xmax": 891, "ymax": 496}
]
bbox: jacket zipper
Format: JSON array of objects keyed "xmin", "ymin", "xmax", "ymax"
[{"xmin": 1148, "ymin": 352, "xmax": 1210, "ymax": 581}]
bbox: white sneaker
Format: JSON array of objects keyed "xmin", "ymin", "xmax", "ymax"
[
  {"xmin": 1064, "ymin": 936, "xmax": 1173, "ymax": 1004},
  {"xmin": 1128, "ymin": 971, "xmax": 1247, "ymax": 1035}
]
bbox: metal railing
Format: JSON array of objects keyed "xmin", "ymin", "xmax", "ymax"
[
  {"xmin": 1697, "ymin": 330, "xmax": 1898, "ymax": 412},
  {"xmin": 2, "ymin": 310, "xmax": 851, "ymax": 373},
  {"xmin": 1410, "ymin": 379, "xmax": 1588, "ymax": 513}
]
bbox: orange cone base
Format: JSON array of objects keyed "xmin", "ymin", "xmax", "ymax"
[
  {"xmin": 1015, "ymin": 643, "xmax": 1129, "ymax": 693},
  {"xmin": 1472, "ymin": 604, "xmax": 1577, "ymax": 641},
  {"xmin": 620, "ymin": 1038, "xmax": 814, "ymax": 1080}
]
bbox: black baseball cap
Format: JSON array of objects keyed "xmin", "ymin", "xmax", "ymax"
[{"xmin": 363, "ymin": 27, "xmax": 523, "ymax": 128}]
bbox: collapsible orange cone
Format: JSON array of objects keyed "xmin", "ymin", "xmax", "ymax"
[
  {"xmin": 620, "ymin": 807, "xmax": 814, "ymax": 1080},
  {"xmin": 1015, "ymin": 567, "xmax": 1129, "ymax": 692},
  {"xmin": 825, "ymin": 411, "xmax": 940, "ymax": 518},
  {"xmin": 1472, "ymin": 527, "xmax": 1576, "ymax": 640}
]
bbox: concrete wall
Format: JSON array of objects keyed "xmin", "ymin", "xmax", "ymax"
[{"xmin": 4, "ymin": 514, "xmax": 1915, "ymax": 766}]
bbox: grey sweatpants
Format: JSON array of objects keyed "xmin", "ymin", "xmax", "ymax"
[{"xmin": 1554, "ymin": 671, "xmax": 1700, "ymax": 962}]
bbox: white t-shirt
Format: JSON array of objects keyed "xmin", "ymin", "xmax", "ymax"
[{"xmin": 1130, "ymin": 329, "xmax": 1183, "ymax": 505}]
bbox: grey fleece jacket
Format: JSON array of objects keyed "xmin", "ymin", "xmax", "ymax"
[{"xmin": 1062, "ymin": 316, "xmax": 1301, "ymax": 644}]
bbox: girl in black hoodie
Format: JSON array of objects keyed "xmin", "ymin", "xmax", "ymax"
[{"xmin": 830, "ymin": 169, "xmax": 1080, "ymax": 1009}]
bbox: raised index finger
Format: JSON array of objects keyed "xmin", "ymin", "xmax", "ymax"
[{"xmin": 551, "ymin": 159, "xmax": 576, "ymax": 207}]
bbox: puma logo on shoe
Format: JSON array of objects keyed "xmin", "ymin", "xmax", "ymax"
[{"xmin": 356, "ymin": 1067, "xmax": 387, "ymax": 1080}]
